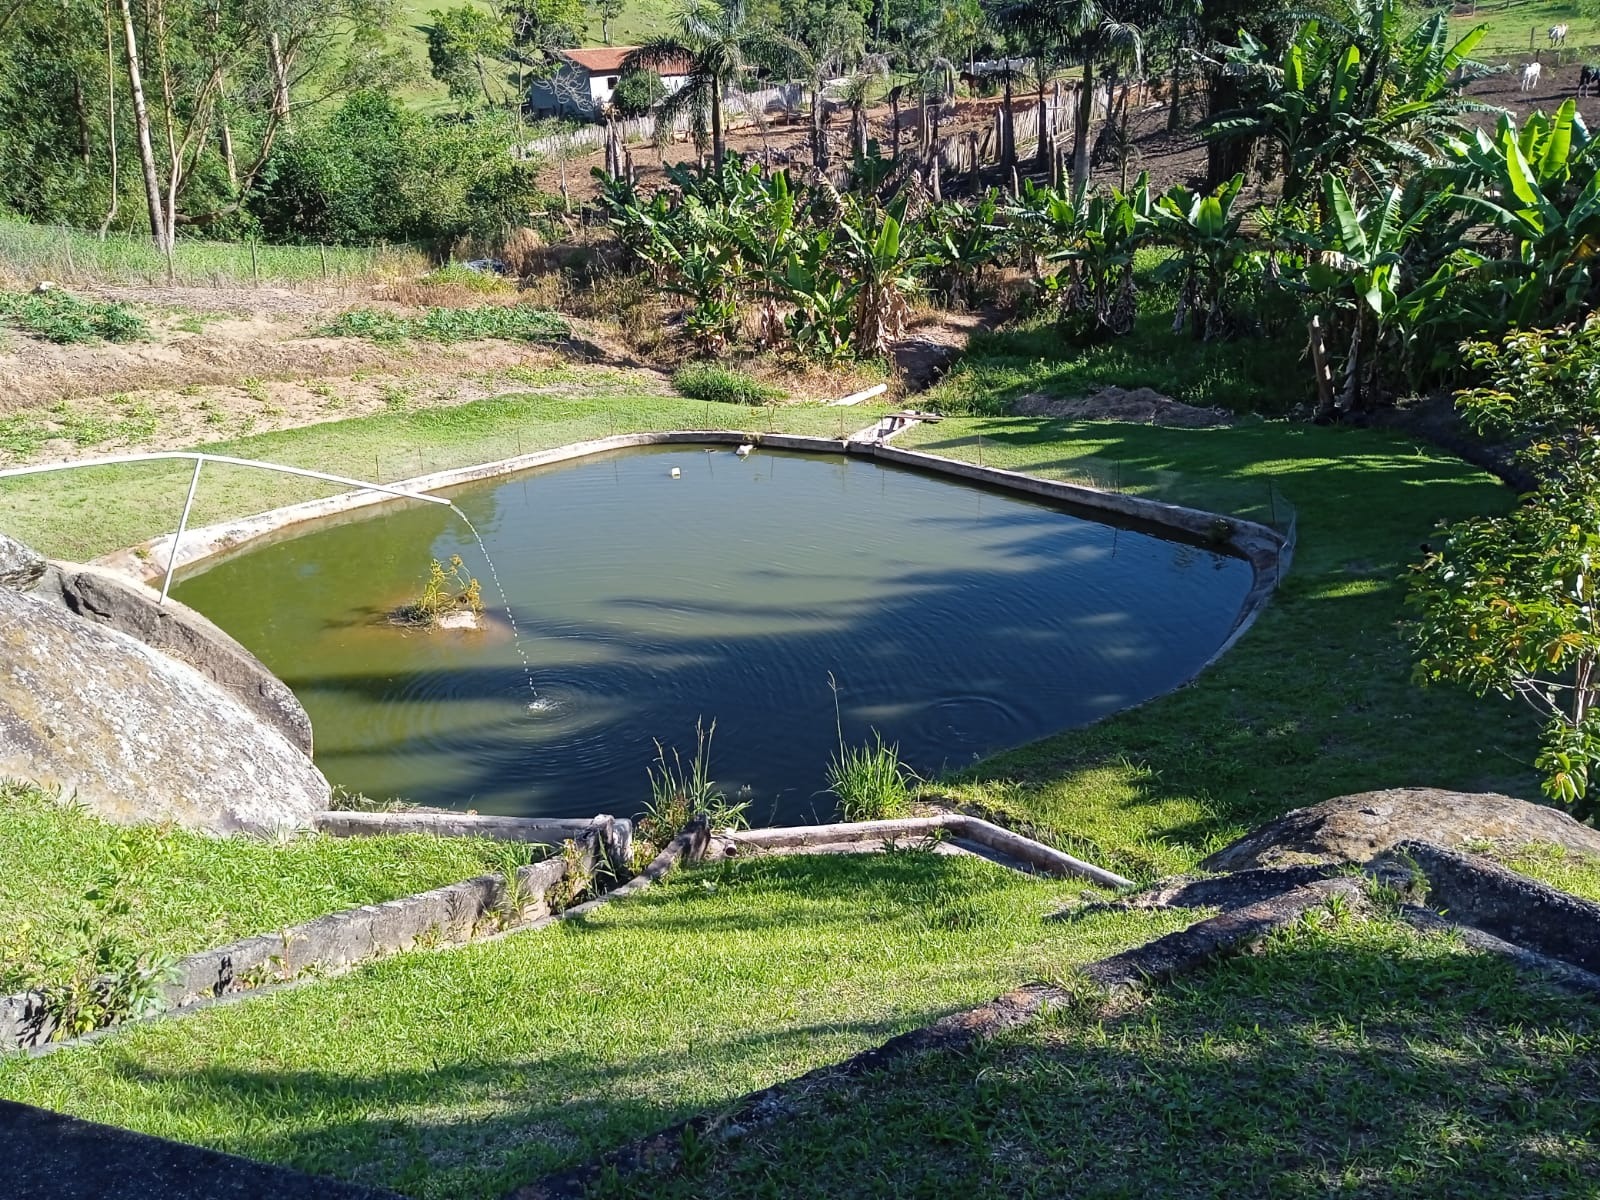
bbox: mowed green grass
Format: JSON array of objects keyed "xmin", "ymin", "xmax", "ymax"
[
  {"xmin": 622, "ymin": 907, "xmax": 1600, "ymax": 1199},
  {"xmin": 893, "ymin": 416, "xmax": 1538, "ymax": 880},
  {"xmin": 0, "ymin": 393, "xmax": 884, "ymax": 563},
  {"xmin": 1474, "ymin": 842, "xmax": 1600, "ymax": 903},
  {"xmin": 0, "ymin": 783, "xmax": 538, "ymax": 986},
  {"xmin": 0, "ymin": 852, "xmax": 1194, "ymax": 1198}
]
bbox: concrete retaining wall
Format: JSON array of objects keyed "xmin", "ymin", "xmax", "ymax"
[{"xmin": 0, "ymin": 818, "xmax": 621, "ymax": 1052}]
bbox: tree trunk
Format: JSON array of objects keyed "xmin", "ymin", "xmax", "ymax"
[
  {"xmin": 890, "ymin": 91, "xmax": 900, "ymax": 160},
  {"xmin": 1166, "ymin": 67, "xmax": 1183, "ymax": 133},
  {"xmin": 72, "ymin": 73, "xmax": 93, "ymax": 163},
  {"xmin": 267, "ymin": 31, "xmax": 291, "ymax": 124},
  {"xmin": 811, "ymin": 81, "xmax": 827, "ymax": 171},
  {"xmin": 1071, "ymin": 56, "xmax": 1095, "ymax": 193},
  {"xmin": 1205, "ymin": 73, "xmax": 1252, "ymax": 189},
  {"xmin": 99, "ymin": 0, "xmax": 120, "ymax": 237},
  {"xmin": 1001, "ymin": 71, "xmax": 1014, "ymax": 170},
  {"xmin": 1034, "ymin": 57, "xmax": 1049, "ymax": 170},
  {"xmin": 711, "ymin": 77, "xmax": 725, "ymax": 169},
  {"xmin": 117, "ymin": 0, "xmax": 168, "ymax": 249}
]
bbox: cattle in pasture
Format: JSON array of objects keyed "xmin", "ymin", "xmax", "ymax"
[
  {"xmin": 1580, "ymin": 64, "xmax": 1600, "ymax": 96},
  {"xmin": 1522, "ymin": 60, "xmax": 1543, "ymax": 91},
  {"xmin": 1550, "ymin": 24, "xmax": 1569, "ymax": 47}
]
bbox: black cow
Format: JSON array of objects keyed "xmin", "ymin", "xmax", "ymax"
[{"xmin": 1581, "ymin": 64, "xmax": 1600, "ymax": 97}]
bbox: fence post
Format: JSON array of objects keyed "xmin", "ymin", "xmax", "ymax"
[
  {"xmin": 319, "ymin": 244, "xmax": 328, "ymax": 281},
  {"xmin": 250, "ymin": 238, "xmax": 259, "ymax": 286},
  {"xmin": 59, "ymin": 225, "xmax": 74, "ymax": 277}
]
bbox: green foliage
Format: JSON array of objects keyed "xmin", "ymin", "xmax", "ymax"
[
  {"xmin": 828, "ymin": 732, "xmax": 915, "ymax": 821},
  {"xmin": 1150, "ymin": 173, "xmax": 1256, "ymax": 340},
  {"xmin": 319, "ymin": 304, "xmax": 568, "ymax": 343},
  {"xmin": 391, "ymin": 555, "xmax": 484, "ymax": 626},
  {"xmin": 672, "ymin": 363, "xmax": 782, "ymax": 405},
  {"xmin": 640, "ymin": 718, "xmax": 750, "ymax": 846},
  {"xmin": 0, "ymin": 827, "xmax": 176, "ymax": 1038},
  {"xmin": 251, "ymin": 91, "xmax": 539, "ymax": 245},
  {"xmin": 611, "ymin": 66, "xmax": 668, "ymax": 117},
  {"xmin": 1203, "ymin": 0, "xmax": 1491, "ymax": 199},
  {"xmin": 1040, "ymin": 173, "xmax": 1154, "ymax": 338},
  {"xmin": 0, "ymin": 289, "xmax": 147, "ymax": 344},
  {"xmin": 417, "ymin": 262, "xmax": 516, "ymax": 294},
  {"xmin": 427, "ymin": 5, "xmax": 514, "ymax": 107},
  {"xmin": 1410, "ymin": 319, "xmax": 1600, "ymax": 820}
]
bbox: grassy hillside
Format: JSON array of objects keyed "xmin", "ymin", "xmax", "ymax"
[{"xmin": 1449, "ymin": 0, "xmax": 1600, "ymax": 59}]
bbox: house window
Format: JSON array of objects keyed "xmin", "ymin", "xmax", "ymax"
[{"xmin": 606, "ymin": 76, "xmax": 618, "ymax": 88}]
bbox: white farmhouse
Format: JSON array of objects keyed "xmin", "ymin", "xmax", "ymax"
[{"xmin": 527, "ymin": 47, "xmax": 692, "ymax": 121}]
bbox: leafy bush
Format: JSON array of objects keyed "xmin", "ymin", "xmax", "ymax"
[
  {"xmin": 251, "ymin": 91, "xmax": 540, "ymax": 245},
  {"xmin": 639, "ymin": 719, "xmax": 750, "ymax": 851},
  {"xmin": 390, "ymin": 555, "xmax": 483, "ymax": 627},
  {"xmin": 672, "ymin": 363, "xmax": 782, "ymax": 405},
  {"xmin": 0, "ymin": 289, "xmax": 147, "ymax": 344},
  {"xmin": 320, "ymin": 304, "xmax": 568, "ymax": 344},
  {"xmin": 417, "ymin": 262, "xmax": 514, "ymax": 294}
]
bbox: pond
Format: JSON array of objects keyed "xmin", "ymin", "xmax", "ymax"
[{"xmin": 174, "ymin": 446, "xmax": 1256, "ymax": 825}]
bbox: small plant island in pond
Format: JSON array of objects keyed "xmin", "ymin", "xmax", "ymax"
[{"xmin": 390, "ymin": 555, "xmax": 485, "ymax": 630}]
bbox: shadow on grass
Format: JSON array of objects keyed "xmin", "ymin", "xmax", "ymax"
[{"xmin": 610, "ymin": 917, "xmax": 1600, "ymax": 1199}]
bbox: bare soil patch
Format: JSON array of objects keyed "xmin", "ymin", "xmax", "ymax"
[{"xmin": 1014, "ymin": 385, "xmax": 1235, "ymax": 427}]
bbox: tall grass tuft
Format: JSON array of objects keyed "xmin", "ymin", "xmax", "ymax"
[
  {"xmin": 640, "ymin": 718, "xmax": 750, "ymax": 845},
  {"xmin": 826, "ymin": 673, "xmax": 915, "ymax": 821},
  {"xmin": 0, "ymin": 288, "xmax": 146, "ymax": 344}
]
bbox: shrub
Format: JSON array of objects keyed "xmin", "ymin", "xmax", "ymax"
[
  {"xmin": 250, "ymin": 91, "xmax": 541, "ymax": 245},
  {"xmin": 390, "ymin": 556, "xmax": 483, "ymax": 627},
  {"xmin": 0, "ymin": 288, "xmax": 146, "ymax": 344},
  {"xmin": 639, "ymin": 719, "xmax": 750, "ymax": 849},
  {"xmin": 672, "ymin": 363, "xmax": 783, "ymax": 405}
]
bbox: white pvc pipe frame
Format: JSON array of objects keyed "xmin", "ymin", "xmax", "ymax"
[{"xmin": 0, "ymin": 451, "xmax": 450, "ymax": 604}]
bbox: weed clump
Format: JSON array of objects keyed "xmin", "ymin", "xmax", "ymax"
[
  {"xmin": 390, "ymin": 555, "xmax": 484, "ymax": 627},
  {"xmin": 0, "ymin": 288, "xmax": 146, "ymax": 344},
  {"xmin": 825, "ymin": 673, "xmax": 916, "ymax": 821},
  {"xmin": 672, "ymin": 363, "xmax": 783, "ymax": 406},
  {"xmin": 638, "ymin": 718, "xmax": 750, "ymax": 852}
]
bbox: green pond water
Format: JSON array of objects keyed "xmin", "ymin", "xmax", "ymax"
[{"xmin": 174, "ymin": 446, "xmax": 1256, "ymax": 824}]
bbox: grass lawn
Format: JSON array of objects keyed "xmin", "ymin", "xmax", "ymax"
[
  {"xmin": 1472, "ymin": 842, "xmax": 1600, "ymax": 903},
  {"xmin": 894, "ymin": 416, "xmax": 1539, "ymax": 880},
  {"xmin": 0, "ymin": 783, "xmax": 539, "ymax": 990},
  {"xmin": 1450, "ymin": 0, "xmax": 1600, "ymax": 58},
  {"xmin": 624, "ymin": 906, "xmax": 1600, "ymax": 1199},
  {"xmin": 0, "ymin": 393, "xmax": 884, "ymax": 564},
  {"xmin": 0, "ymin": 852, "xmax": 1194, "ymax": 1198}
]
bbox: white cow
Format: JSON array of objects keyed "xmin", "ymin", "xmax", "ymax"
[
  {"xmin": 1522, "ymin": 60, "xmax": 1543, "ymax": 91},
  {"xmin": 1550, "ymin": 23, "xmax": 1569, "ymax": 47}
]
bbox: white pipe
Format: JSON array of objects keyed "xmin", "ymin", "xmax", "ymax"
[
  {"xmin": 828, "ymin": 383, "xmax": 890, "ymax": 407},
  {"xmin": 0, "ymin": 451, "xmax": 453, "ymax": 506},
  {"xmin": 160, "ymin": 458, "xmax": 205, "ymax": 604}
]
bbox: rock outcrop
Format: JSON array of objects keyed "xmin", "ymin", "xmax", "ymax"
[
  {"xmin": 1202, "ymin": 787, "xmax": 1600, "ymax": 872},
  {"xmin": 0, "ymin": 538, "xmax": 328, "ymax": 835},
  {"xmin": 37, "ymin": 562, "xmax": 313, "ymax": 755},
  {"xmin": 0, "ymin": 531, "xmax": 44, "ymax": 592}
]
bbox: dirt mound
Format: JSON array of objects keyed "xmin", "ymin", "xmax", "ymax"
[
  {"xmin": 1203, "ymin": 787, "xmax": 1600, "ymax": 872},
  {"xmin": 1015, "ymin": 386, "xmax": 1233, "ymax": 427}
]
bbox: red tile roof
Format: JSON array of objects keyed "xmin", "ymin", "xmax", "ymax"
[{"xmin": 558, "ymin": 46, "xmax": 691, "ymax": 75}]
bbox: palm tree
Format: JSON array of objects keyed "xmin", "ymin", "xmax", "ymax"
[
  {"xmin": 626, "ymin": 0, "xmax": 797, "ymax": 170},
  {"xmin": 832, "ymin": 53, "xmax": 891, "ymax": 162},
  {"xmin": 993, "ymin": 0, "xmax": 1068, "ymax": 173}
]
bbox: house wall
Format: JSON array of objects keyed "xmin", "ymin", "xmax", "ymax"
[{"xmin": 528, "ymin": 65, "xmax": 691, "ymax": 123}]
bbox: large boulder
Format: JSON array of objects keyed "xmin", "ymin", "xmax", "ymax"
[
  {"xmin": 1203, "ymin": 787, "xmax": 1600, "ymax": 872},
  {"xmin": 37, "ymin": 562, "xmax": 313, "ymax": 756},
  {"xmin": 0, "ymin": 583, "xmax": 328, "ymax": 834},
  {"xmin": 0, "ymin": 531, "xmax": 44, "ymax": 592}
]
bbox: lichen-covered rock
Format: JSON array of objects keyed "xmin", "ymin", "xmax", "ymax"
[
  {"xmin": 45, "ymin": 562, "xmax": 313, "ymax": 755},
  {"xmin": 0, "ymin": 584, "xmax": 328, "ymax": 834},
  {"xmin": 1202, "ymin": 787, "xmax": 1600, "ymax": 872},
  {"xmin": 0, "ymin": 531, "xmax": 44, "ymax": 592}
]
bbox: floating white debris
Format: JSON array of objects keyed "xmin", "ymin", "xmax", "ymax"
[
  {"xmin": 670, "ymin": 467, "xmax": 681, "ymax": 477},
  {"xmin": 735, "ymin": 444, "xmax": 754, "ymax": 458}
]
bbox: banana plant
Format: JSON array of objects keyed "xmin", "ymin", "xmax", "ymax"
[
  {"xmin": 1289, "ymin": 172, "xmax": 1460, "ymax": 415},
  {"xmin": 835, "ymin": 198, "xmax": 920, "ymax": 358},
  {"xmin": 1045, "ymin": 172, "xmax": 1154, "ymax": 338},
  {"xmin": 1444, "ymin": 101, "xmax": 1600, "ymax": 327},
  {"xmin": 1151, "ymin": 173, "xmax": 1257, "ymax": 340},
  {"xmin": 919, "ymin": 192, "xmax": 1001, "ymax": 309},
  {"xmin": 780, "ymin": 230, "xmax": 855, "ymax": 363}
]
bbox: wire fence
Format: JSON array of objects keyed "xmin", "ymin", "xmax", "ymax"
[{"xmin": 0, "ymin": 220, "xmax": 431, "ymax": 290}]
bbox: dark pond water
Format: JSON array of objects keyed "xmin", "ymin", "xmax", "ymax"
[{"xmin": 174, "ymin": 446, "xmax": 1254, "ymax": 824}]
